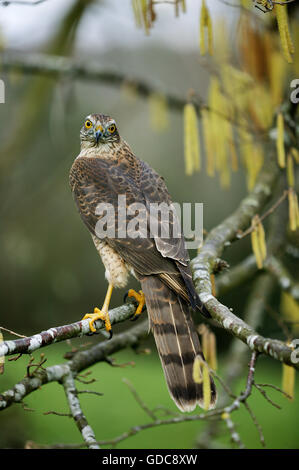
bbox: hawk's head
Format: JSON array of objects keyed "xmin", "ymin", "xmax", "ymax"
[{"xmin": 80, "ymin": 113, "xmax": 120, "ymax": 147}]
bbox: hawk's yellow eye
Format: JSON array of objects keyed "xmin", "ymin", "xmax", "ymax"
[
  {"xmin": 85, "ymin": 120, "xmax": 92, "ymax": 129},
  {"xmin": 108, "ymin": 124, "xmax": 116, "ymax": 134}
]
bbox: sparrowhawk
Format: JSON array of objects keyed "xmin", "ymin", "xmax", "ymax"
[{"xmin": 69, "ymin": 113, "xmax": 217, "ymax": 412}]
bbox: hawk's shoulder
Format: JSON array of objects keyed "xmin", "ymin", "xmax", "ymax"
[
  {"xmin": 69, "ymin": 156, "xmax": 110, "ymax": 191},
  {"xmin": 139, "ymin": 160, "xmax": 172, "ymax": 205}
]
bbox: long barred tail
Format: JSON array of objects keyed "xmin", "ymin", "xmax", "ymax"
[{"xmin": 140, "ymin": 275, "xmax": 217, "ymax": 412}]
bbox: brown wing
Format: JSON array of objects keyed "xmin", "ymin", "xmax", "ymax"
[
  {"xmin": 70, "ymin": 156, "xmax": 181, "ymax": 274},
  {"xmin": 70, "ymin": 154, "xmax": 208, "ymax": 312},
  {"xmin": 139, "ymin": 160, "xmax": 207, "ymax": 311}
]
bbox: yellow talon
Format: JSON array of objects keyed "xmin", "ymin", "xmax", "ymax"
[
  {"xmin": 82, "ymin": 283, "xmax": 114, "ymax": 336},
  {"xmin": 128, "ymin": 289, "xmax": 146, "ymax": 319},
  {"xmin": 82, "ymin": 307, "xmax": 112, "ymax": 334}
]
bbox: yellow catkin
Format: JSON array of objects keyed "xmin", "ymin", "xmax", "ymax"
[
  {"xmin": 199, "ymin": 324, "xmax": 217, "ymax": 371},
  {"xmin": 285, "ymin": 19, "xmax": 295, "ymax": 55},
  {"xmin": 132, "ymin": 0, "xmax": 142, "ymax": 28},
  {"xmin": 214, "ymin": 20, "xmax": 229, "ymax": 63},
  {"xmin": 180, "ymin": 0, "xmax": 187, "ymax": 14},
  {"xmin": 199, "ymin": 0, "xmax": 213, "ymax": 56},
  {"xmin": 199, "ymin": 0, "xmax": 207, "ymax": 55},
  {"xmin": 184, "ymin": 103, "xmax": 201, "ymax": 175},
  {"xmin": 282, "ymin": 363, "xmax": 295, "ymax": 400},
  {"xmin": 287, "ymin": 153, "xmax": 295, "ymax": 188},
  {"xmin": 200, "ymin": 325, "xmax": 209, "ymax": 360},
  {"xmin": 221, "ymin": 64, "xmax": 252, "ymax": 103},
  {"xmin": 294, "ymin": 24, "xmax": 299, "ymax": 76},
  {"xmin": 141, "ymin": 0, "xmax": 150, "ymax": 34},
  {"xmin": 247, "ymin": 143, "xmax": 264, "ymax": 191},
  {"xmin": 0, "ymin": 330, "xmax": 4, "ymax": 375},
  {"xmin": 288, "ymin": 189, "xmax": 299, "ymax": 231},
  {"xmin": 192, "ymin": 355, "xmax": 203, "ymax": 384},
  {"xmin": 248, "ymin": 85, "xmax": 273, "ymax": 131},
  {"xmin": 251, "ymin": 229, "xmax": 262, "ymax": 269},
  {"xmin": 148, "ymin": 93, "xmax": 169, "ymax": 132},
  {"xmin": 257, "ymin": 219, "xmax": 267, "ymax": 261},
  {"xmin": 274, "ymin": 4, "xmax": 294, "ymax": 63},
  {"xmin": 201, "ymin": 109, "xmax": 215, "ymax": 177},
  {"xmin": 193, "ymin": 354, "xmax": 211, "ymax": 410},
  {"xmin": 240, "ymin": 130, "xmax": 264, "ymax": 191},
  {"xmin": 206, "ymin": 9, "xmax": 213, "ymax": 55},
  {"xmin": 280, "ymin": 292, "xmax": 299, "ymax": 335},
  {"xmin": 276, "ymin": 112, "xmax": 286, "ymax": 168},
  {"xmin": 251, "ymin": 216, "xmax": 266, "ymax": 269},
  {"xmin": 290, "ymin": 147, "xmax": 299, "ymax": 164}
]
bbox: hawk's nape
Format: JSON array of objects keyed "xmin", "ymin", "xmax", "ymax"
[{"xmin": 141, "ymin": 275, "xmax": 217, "ymax": 412}]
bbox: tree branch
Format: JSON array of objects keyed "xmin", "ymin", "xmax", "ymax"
[
  {"xmin": 0, "ymin": 50, "xmax": 253, "ymax": 129},
  {"xmin": 190, "ymin": 154, "xmax": 298, "ymax": 367},
  {"xmin": 265, "ymin": 256, "xmax": 299, "ymax": 300},
  {"xmin": 196, "ymin": 274, "xmax": 274, "ymax": 448},
  {"xmin": 215, "ymin": 255, "xmax": 258, "ymax": 297},
  {"xmin": 0, "ymin": 319, "xmax": 148, "ymax": 411},
  {"xmin": 0, "ymin": 301, "xmax": 136, "ymax": 358},
  {"xmin": 61, "ymin": 372, "xmax": 100, "ymax": 449}
]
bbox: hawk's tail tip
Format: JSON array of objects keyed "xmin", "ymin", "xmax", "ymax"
[{"xmin": 170, "ymin": 377, "xmax": 217, "ymax": 413}]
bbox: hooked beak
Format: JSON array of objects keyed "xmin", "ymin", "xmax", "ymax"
[{"xmin": 94, "ymin": 125, "xmax": 103, "ymax": 144}]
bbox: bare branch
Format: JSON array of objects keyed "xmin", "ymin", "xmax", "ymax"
[
  {"xmin": 215, "ymin": 255, "xmax": 257, "ymax": 297},
  {"xmin": 0, "ymin": 319, "xmax": 148, "ymax": 411},
  {"xmin": 265, "ymin": 256, "xmax": 299, "ymax": 300},
  {"xmin": 0, "ymin": 0, "xmax": 48, "ymax": 5},
  {"xmin": 0, "ymin": 301, "xmax": 137, "ymax": 358},
  {"xmin": 61, "ymin": 372, "xmax": 100, "ymax": 449},
  {"xmin": 0, "ymin": 50, "xmax": 254, "ymax": 130},
  {"xmin": 122, "ymin": 378, "xmax": 156, "ymax": 421}
]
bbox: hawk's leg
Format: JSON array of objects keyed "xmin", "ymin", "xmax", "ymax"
[
  {"xmin": 82, "ymin": 283, "xmax": 113, "ymax": 337},
  {"xmin": 127, "ymin": 289, "xmax": 146, "ymax": 321}
]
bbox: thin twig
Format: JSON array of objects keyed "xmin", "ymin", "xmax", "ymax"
[
  {"xmin": 237, "ymin": 190, "xmax": 289, "ymax": 239},
  {"xmin": 61, "ymin": 372, "xmax": 100, "ymax": 449},
  {"xmin": 122, "ymin": 378, "xmax": 156, "ymax": 421}
]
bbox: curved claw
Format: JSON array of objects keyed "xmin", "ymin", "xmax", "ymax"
[
  {"xmin": 130, "ymin": 313, "xmax": 140, "ymax": 322},
  {"xmin": 82, "ymin": 308, "xmax": 112, "ymax": 338},
  {"xmin": 125, "ymin": 289, "xmax": 146, "ymax": 321}
]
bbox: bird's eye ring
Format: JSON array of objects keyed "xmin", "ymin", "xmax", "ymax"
[
  {"xmin": 85, "ymin": 120, "xmax": 92, "ymax": 129},
  {"xmin": 108, "ymin": 124, "xmax": 116, "ymax": 134}
]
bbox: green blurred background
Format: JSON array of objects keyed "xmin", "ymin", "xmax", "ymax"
[{"xmin": 0, "ymin": 0, "xmax": 298, "ymax": 449}]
